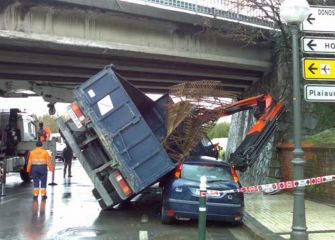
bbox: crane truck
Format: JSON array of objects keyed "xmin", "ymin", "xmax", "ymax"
[
  {"xmin": 57, "ymin": 65, "xmax": 284, "ymax": 210},
  {"xmin": 0, "ymin": 108, "xmax": 57, "ymax": 197},
  {"xmin": 0, "ymin": 108, "xmax": 38, "ymax": 184}
]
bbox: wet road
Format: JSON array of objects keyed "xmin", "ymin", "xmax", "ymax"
[{"xmin": 0, "ymin": 161, "xmax": 253, "ymax": 240}]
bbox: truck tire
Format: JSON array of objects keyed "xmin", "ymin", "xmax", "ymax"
[
  {"xmin": 20, "ymin": 169, "xmax": 31, "ymax": 183},
  {"xmin": 114, "ymin": 200, "xmax": 131, "ymax": 210},
  {"xmin": 92, "ymin": 188, "xmax": 101, "ymax": 200},
  {"xmin": 98, "ymin": 199, "xmax": 113, "ymax": 211}
]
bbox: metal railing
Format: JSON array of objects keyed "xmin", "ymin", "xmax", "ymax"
[{"xmin": 130, "ymin": 0, "xmax": 279, "ymax": 29}]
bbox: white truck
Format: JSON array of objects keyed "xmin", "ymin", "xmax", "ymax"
[
  {"xmin": 0, "ymin": 108, "xmax": 57, "ymax": 195},
  {"xmin": 0, "ymin": 108, "xmax": 40, "ymax": 187}
]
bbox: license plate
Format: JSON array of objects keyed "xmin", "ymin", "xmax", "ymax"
[
  {"xmin": 67, "ymin": 106, "xmax": 83, "ymax": 129},
  {"xmin": 195, "ymin": 189, "xmax": 222, "ymax": 197}
]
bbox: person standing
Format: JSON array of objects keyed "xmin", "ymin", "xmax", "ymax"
[
  {"xmin": 219, "ymin": 146, "xmax": 225, "ymax": 160},
  {"xmin": 62, "ymin": 143, "xmax": 73, "ymax": 178},
  {"xmin": 27, "ymin": 141, "xmax": 54, "ymax": 200},
  {"xmin": 37, "ymin": 122, "xmax": 51, "ymax": 142}
]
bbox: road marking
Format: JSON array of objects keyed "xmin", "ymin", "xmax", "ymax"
[
  {"xmin": 0, "ymin": 197, "xmax": 17, "ymax": 205},
  {"xmin": 140, "ymin": 214, "xmax": 149, "ymax": 223},
  {"xmin": 139, "ymin": 230, "xmax": 148, "ymax": 240},
  {"xmin": 0, "ymin": 191, "xmax": 28, "ymax": 201},
  {"xmin": 3, "ymin": 192, "xmax": 28, "ymax": 198}
]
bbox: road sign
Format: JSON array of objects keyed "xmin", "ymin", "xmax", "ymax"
[
  {"xmin": 301, "ymin": 6, "xmax": 335, "ymax": 33},
  {"xmin": 304, "ymin": 84, "xmax": 335, "ymax": 102},
  {"xmin": 301, "ymin": 37, "xmax": 335, "ymax": 54},
  {"xmin": 302, "ymin": 58, "xmax": 335, "ymax": 80}
]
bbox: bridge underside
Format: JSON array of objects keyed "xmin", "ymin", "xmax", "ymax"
[{"xmin": 0, "ymin": 0, "xmax": 273, "ymax": 102}]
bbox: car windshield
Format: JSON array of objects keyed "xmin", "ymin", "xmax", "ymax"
[{"xmin": 181, "ymin": 163, "xmax": 234, "ymax": 182}]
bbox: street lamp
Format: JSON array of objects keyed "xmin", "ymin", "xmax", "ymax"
[{"xmin": 280, "ymin": 1, "xmax": 310, "ymax": 240}]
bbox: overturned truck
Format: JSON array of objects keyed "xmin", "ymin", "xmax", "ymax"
[
  {"xmin": 58, "ymin": 65, "xmax": 284, "ymax": 209},
  {"xmin": 58, "ymin": 65, "xmax": 206, "ymax": 209}
]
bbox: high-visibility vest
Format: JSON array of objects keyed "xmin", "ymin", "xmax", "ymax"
[
  {"xmin": 27, "ymin": 146, "xmax": 54, "ymax": 173},
  {"xmin": 219, "ymin": 149, "xmax": 225, "ymax": 159},
  {"xmin": 39, "ymin": 127, "xmax": 52, "ymax": 142}
]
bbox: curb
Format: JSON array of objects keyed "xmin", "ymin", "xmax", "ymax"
[{"xmin": 243, "ymin": 212, "xmax": 285, "ymax": 240}]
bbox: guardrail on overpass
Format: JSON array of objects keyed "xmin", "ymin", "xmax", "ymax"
[{"xmin": 123, "ymin": 0, "xmax": 278, "ymax": 29}]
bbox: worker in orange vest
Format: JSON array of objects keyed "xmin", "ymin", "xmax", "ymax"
[
  {"xmin": 27, "ymin": 141, "xmax": 54, "ymax": 200},
  {"xmin": 38, "ymin": 122, "xmax": 51, "ymax": 142}
]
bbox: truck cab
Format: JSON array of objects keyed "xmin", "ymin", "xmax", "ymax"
[
  {"xmin": 0, "ymin": 109, "xmax": 38, "ymax": 182},
  {"xmin": 19, "ymin": 114, "xmax": 37, "ymax": 142}
]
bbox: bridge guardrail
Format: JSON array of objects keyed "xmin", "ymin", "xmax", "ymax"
[{"xmin": 126, "ymin": 0, "xmax": 278, "ymax": 29}]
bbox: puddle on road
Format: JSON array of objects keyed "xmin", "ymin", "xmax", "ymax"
[
  {"xmin": 53, "ymin": 227, "xmax": 104, "ymax": 239},
  {"xmin": 62, "ymin": 192, "xmax": 72, "ymax": 199}
]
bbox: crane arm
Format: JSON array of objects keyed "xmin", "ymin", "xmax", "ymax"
[{"xmin": 219, "ymin": 95, "xmax": 285, "ymax": 172}]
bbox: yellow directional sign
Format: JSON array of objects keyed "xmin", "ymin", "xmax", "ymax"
[{"xmin": 303, "ymin": 58, "xmax": 335, "ymax": 80}]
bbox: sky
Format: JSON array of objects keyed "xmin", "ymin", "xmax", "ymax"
[
  {"xmin": 0, "ymin": 95, "xmax": 231, "ymax": 122},
  {"xmin": 0, "ymin": 96, "xmax": 69, "ymax": 117}
]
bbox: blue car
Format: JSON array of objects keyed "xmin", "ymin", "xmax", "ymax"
[{"xmin": 161, "ymin": 156, "xmax": 244, "ymax": 224}]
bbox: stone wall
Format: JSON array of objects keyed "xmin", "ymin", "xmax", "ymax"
[{"xmin": 277, "ymin": 144, "xmax": 335, "ymax": 204}]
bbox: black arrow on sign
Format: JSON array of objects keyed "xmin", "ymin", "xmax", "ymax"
[
  {"xmin": 307, "ymin": 39, "xmax": 317, "ymax": 51},
  {"xmin": 307, "ymin": 13, "xmax": 316, "ymax": 24},
  {"xmin": 308, "ymin": 63, "xmax": 318, "ymax": 75}
]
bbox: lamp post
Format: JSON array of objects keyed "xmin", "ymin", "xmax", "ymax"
[{"xmin": 280, "ymin": 1, "xmax": 310, "ymax": 240}]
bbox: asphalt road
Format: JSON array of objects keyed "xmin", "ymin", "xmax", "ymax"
[{"xmin": 0, "ymin": 161, "xmax": 254, "ymax": 240}]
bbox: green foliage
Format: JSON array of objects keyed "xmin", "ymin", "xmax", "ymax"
[
  {"xmin": 37, "ymin": 115, "xmax": 59, "ymax": 133},
  {"xmin": 219, "ymin": 148, "xmax": 225, "ymax": 160},
  {"xmin": 304, "ymin": 128, "xmax": 335, "ymax": 145},
  {"xmin": 208, "ymin": 122, "xmax": 230, "ymax": 139},
  {"xmin": 314, "ymin": 102, "xmax": 335, "ymax": 131},
  {"xmin": 305, "ymin": 184, "xmax": 326, "ymax": 194}
]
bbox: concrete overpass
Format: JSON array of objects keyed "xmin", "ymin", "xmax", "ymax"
[{"xmin": 0, "ymin": 0, "xmax": 274, "ymax": 104}]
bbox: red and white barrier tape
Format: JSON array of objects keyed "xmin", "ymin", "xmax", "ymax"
[{"xmin": 220, "ymin": 175, "xmax": 335, "ymax": 194}]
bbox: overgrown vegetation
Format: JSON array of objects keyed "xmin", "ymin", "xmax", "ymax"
[
  {"xmin": 304, "ymin": 128, "xmax": 335, "ymax": 145},
  {"xmin": 312, "ymin": 102, "xmax": 335, "ymax": 132},
  {"xmin": 208, "ymin": 122, "xmax": 230, "ymax": 139},
  {"xmin": 35, "ymin": 115, "xmax": 59, "ymax": 133},
  {"xmin": 234, "ymin": 0, "xmax": 335, "ymax": 140}
]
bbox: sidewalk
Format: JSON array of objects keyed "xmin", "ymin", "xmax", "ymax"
[{"xmin": 243, "ymin": 192, "xmax": 335, "ymax": 240}]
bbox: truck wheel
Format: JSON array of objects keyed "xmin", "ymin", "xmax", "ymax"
[
  {"xmin": 20, "ymin": 169, "xmax": 31, "ymax": 183},
  {"xmin": 98, "ymin": 199, "xmax": 115, "ymax": 211},
  {"xmin": 114, "ymin": 200, "xmax": 131, "ymax": 210},
  {"xmin": 92, "ymin": 188, "xmax": 101, "ymax": 200},
  {"xmin": 98, "ymin": 199, "xmax": 108, "ymax": 210},
  {"xmin": 161, "ymin": 206, "xmax": 174, "ymax": 224}
]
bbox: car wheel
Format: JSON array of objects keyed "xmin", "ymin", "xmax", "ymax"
[
  {"xmin": 230, "ymin": 219, "xmax": 243, "ymax": 226},
  {"xmin": 161, "ymin": 206, "xmax": 174, "ymax": 224}
]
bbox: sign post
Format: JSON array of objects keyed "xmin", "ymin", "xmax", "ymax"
[
  {"xmin": 301, "ymin": 6, "xmax": 335, "ymax": 33},
  {"xmin": 301, "ymin": 6, "xmax": 335, "ymax": 102},
  {"xmin": 198, "ymin": 176, "xmax": 207, "ymax": 240},
  {"xmin": 302, "ymin": 58, "xmax": 335, "ymax": 80},
  {"xmin": 301, "ymin": 37, "xmax": 335, "ymax": 54},
  {"xmin": 304, "ymin": 84, "xmax": 335, "ymax": 102}
]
